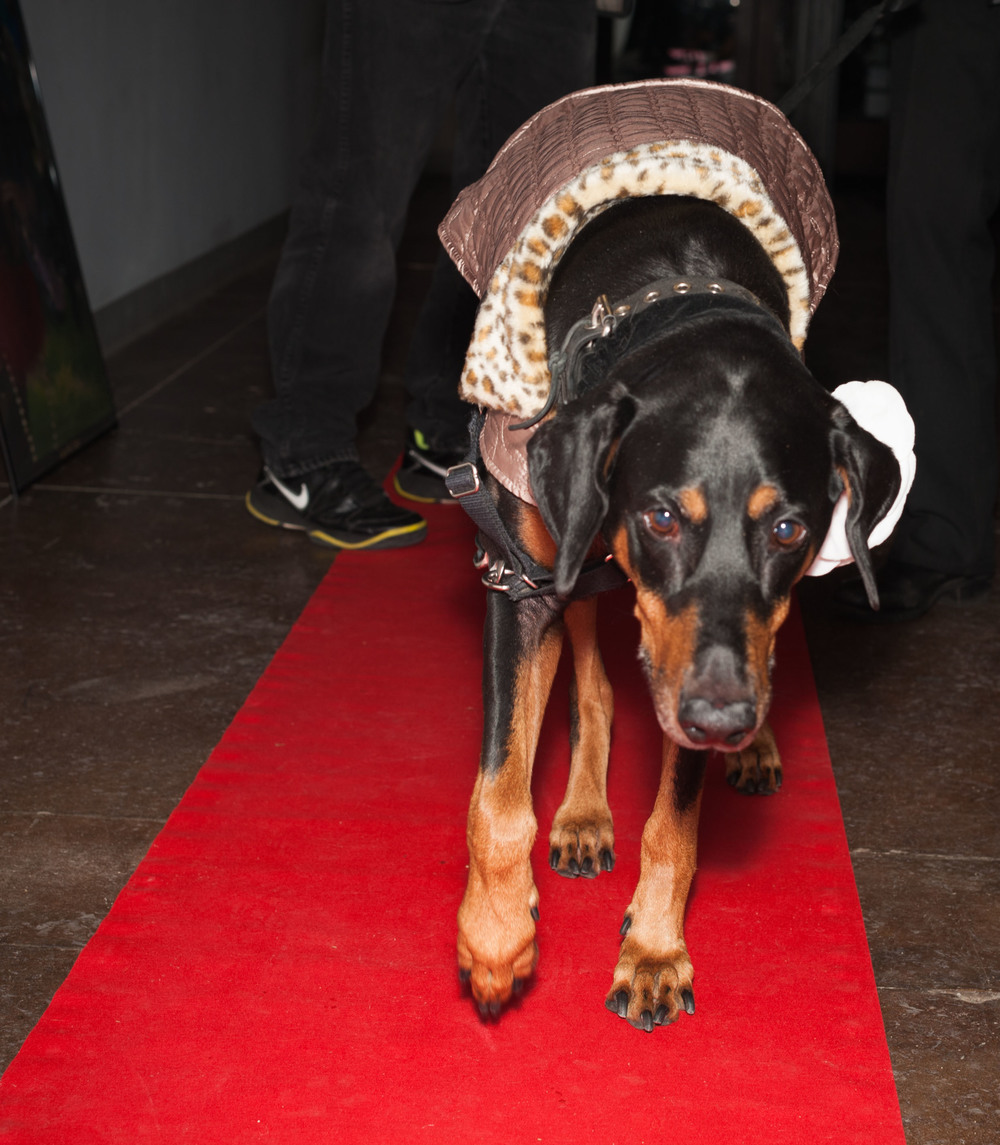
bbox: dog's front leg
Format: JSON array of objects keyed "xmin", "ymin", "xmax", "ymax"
[
  {"xmin": 607, "ymin": 739, "xmax": 706, "ymax": 1031},
  {"xmin": 458, "ymin": 591, "xmax": 564, "ymax": 1015},
  {"xmin": 549, "ymin": 596, "xmax": 616, "ymax": 878}
]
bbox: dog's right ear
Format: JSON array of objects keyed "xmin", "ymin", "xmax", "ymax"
[
  {"xmin": 527, "ymin": 384, "xmax": 636, "ymax": 597},
  {"xmin": 828, "ymin": 406, "xmax": 901, "ymax": 610},
  {"xmin": 805, "ymin": 380, "xmax": 916, "ymax": 603}
]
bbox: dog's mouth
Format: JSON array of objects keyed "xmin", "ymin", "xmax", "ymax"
[
  {"xmin": 683, "ymin": 727, "xmax": 757, "ymax": 753},
  {"xmin": 655, "ymin": 701, "xmax": 761, "ymax": 753}
]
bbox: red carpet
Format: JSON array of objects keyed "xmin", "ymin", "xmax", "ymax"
[{"xmin": 1, "ymin": 500, "xmax": 905, "ymax": 1143}]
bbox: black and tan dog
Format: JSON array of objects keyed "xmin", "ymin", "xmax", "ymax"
[{"xmin": 441, "ymin": 81, "xmax": 910, "ymax": 1031}]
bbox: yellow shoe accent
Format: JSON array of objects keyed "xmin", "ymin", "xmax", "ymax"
[
  {"xmin": 392, "ymin": 473, "xmax": 439, "ymax": 504},
  {"xmin": 306, "ymin": 518, "xmax": 427, "ymax": 550},
  {"xmin": 245, "ymin": 491, "xmax": 298, "ymax": 529}
]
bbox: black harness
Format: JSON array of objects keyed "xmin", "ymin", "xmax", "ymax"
[
  {"xmin": 445, "ymin": 404, "xmax": 628, "ymax": 601},
  {"xmin": 444, "ymin": 275, "xmax": 784, "ymax": 602}
]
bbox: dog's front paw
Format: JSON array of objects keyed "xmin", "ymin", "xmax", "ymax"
[
  {"xmin": 725, "ymin": 722, "xmax": 782, "ymax": 794},
  {"xmin": 457, "ymin": 871, "xmax": 539, "ymax": 1017},
  {"xmin": 549, "ymin": 808, "xmax": 615, "ymax": 879},
  {"xmin": 605, "ymin": 929, "xmax": 695, "ymax": 1031}
]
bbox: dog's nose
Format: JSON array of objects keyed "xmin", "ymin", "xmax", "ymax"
[{"xmin": 678, "ymin": 696, "xmax": 756, "ymax": 748}]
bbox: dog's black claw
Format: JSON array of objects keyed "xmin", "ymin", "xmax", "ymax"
[
  {"xmin": 568, "ymin": 858, "xmax": 580, "ymax": 877},
  {"xmin": 580, "ymin": 856, "xmax": 596, "ymax": 878},
  {"xmin": 530, "ymin": 904, "xmax": 540, "ymax": 921},
  {"xmin": 681, "ymin": 989, "xmax": 695, "ymax": 1015},
  {"xmin": 605, "ymin": 990, "xmax": 629, "ymax": 1019},
  {"xmin": 619, "ymin": 914, "xmax": 632, "ymax": 936},
  {"xmin": 600, "ymin": 848, "xmax": 615, "ymax": 872},
  {"xmin": 653, "ymin": 1004, "xmax": 669, "ymax": 1025},
  {"xmin": 512, "ymin": 977, "xmax": 524, "ymax": 995},
  {"xmin": 458, "ymin": 967, "xmax": 471, "ymax": 983},
  {"xmin": 725, "ymin": 771, "xmax": 740, "ymax": 789},
  {"xmin": 639, "ymin": 1009, "xmax": 654, "ymax": 1033},
  {"xmin": 549, "ymin": 848, "xmax": 560, "ymax": 870}
]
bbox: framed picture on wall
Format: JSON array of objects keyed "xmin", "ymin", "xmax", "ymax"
[{"xmin": 0, "ymin": 0, "xmax": 115, "ymax": 494}]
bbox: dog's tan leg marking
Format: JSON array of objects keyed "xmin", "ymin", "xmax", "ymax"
[
  {"xmin": 549, "ymin": 596, "xmax": 616, "ymax": 878},
  {"xmin": 726, "ymin": 718, "xmax": 782, "ymax": 794},
  {"xmin": 458, "ymin": 622, "xmax": 563, "ymax": 1012},
  {"xmin": 606, "ymin": 737, "xmax": 704, "ymax": 1031}
]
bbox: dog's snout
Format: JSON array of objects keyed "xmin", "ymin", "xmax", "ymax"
[
  {"xmin": 678, "ymin": 695, "xmax": 756, "ymax": 747},
  {"xmin": 678, "ymin": 644, "xmax": 756, "ymax": 748}
]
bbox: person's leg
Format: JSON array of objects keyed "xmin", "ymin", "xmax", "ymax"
[
  {"xmin": 886, "ymin": 0, "xmax": 1000, "ymax": 580},
  {"xmin": 252, "ymin": 0, "xmax": 490, "ymax": 479},
  {"xmin": 402, "ymin": 0, "xmax": 597, "ymax": 452}
]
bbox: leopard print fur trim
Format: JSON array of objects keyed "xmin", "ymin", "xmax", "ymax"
[{"xmin": 460, "ymin": 139, "xmax": 811, "ymax": 418}]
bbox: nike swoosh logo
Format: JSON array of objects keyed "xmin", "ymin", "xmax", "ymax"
[{"xmin": 267, "ymin": 468, "xmax": 310, "ymax": 511}]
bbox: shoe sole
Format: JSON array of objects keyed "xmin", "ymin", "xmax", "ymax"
[{"xmin": 245, "ymin": 492, "xmax": 426, "ymax": 550}]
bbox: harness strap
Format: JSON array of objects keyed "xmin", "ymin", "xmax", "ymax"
[{"xmin": 445, "ymin": 409, "xmax": 627, "ymax": 603}]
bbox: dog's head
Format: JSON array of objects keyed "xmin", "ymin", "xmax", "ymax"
[{"xmin": 527, "ymin": 315, "xmax": 902, "ymax": 751}]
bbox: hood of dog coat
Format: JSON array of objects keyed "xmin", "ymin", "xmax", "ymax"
[{"xmin": 438, "ymin": 77, "xmax": 838, "ymax": 422}]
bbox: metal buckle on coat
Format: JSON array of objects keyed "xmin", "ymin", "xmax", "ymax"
[{"xmin": 510, "ymin": 295, "xmax": 617, "ymax": 431}]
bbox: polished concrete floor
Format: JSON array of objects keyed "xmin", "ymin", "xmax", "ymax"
[{"xmin": 2, "ymin": 175, "xmax": 998, "ymax": 1144}]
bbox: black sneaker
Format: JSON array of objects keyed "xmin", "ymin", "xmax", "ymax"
[
  {"xmin": 393, "ymin": 429, "xmax": 467, "ymax": 504},
  {"xmin": 833, "ymin": 558, "xmax": 992, "ymax": 623},
  {"xmin": 246, "ymin": 462, "xmax": 427, "ymax": 550}
]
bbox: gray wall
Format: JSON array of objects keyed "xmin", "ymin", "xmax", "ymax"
[{"xmin": 21, "ymin": 0, "xmax": 325, "ymax": 323}]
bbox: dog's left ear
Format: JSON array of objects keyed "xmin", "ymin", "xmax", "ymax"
[
  {"xmin": 807, "ymin": 380, "xmax": 916, "ymax": 610},
  {"xmin": 828, "ymin": 409, "xmax": 900, "ymax": 609},
  {"xmin": 527, "ymin": 383, "xmax": 636, "ymax": 597}
]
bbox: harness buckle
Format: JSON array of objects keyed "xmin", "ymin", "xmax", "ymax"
[
  {"xmin": 483, "ymin": 558, "xmax": 510, "ymax": 591},
  {"xmin": 445, "ymin": 461, "xmax": 481, "ymax": 499}
]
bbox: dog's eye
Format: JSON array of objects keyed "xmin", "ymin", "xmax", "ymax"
[
  {"xmin": 644, "ymin": 508, "xmax": 680, "ymax": 540},
  {"xmin": 772, "ymin": 519, "xmax": 807, "ymax": 548}
]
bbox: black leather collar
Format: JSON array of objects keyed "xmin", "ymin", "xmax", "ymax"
[{"xmin": 511, "ymin": 275, "xmax": 785, "ymax": 430}]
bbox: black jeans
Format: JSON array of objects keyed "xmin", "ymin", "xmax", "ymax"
[
  {"xmin": 887, "ymin": 0, "xmax": 1000, "ymax": 577},
  {"xmin": 252, "ymin": 0, "xmax": 596, "ymax": 478}
]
